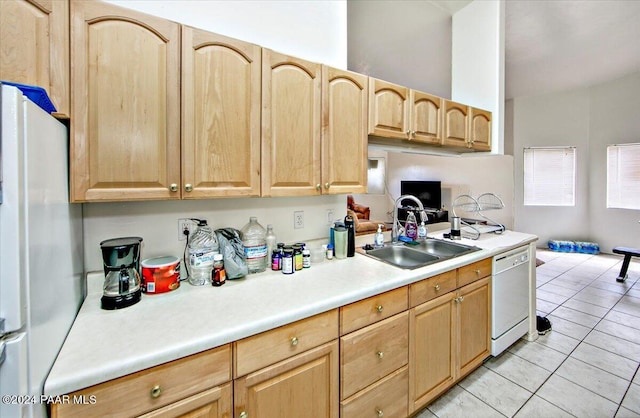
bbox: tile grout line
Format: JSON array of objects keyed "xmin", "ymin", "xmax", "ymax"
[{"xmin": 532, "ymin": 251, "xmax": 640, "ymax": 417}]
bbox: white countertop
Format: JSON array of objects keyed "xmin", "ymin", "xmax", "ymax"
[{"xmin": 45, "ymin": 230, "xmax": 537, "ymax": 396}]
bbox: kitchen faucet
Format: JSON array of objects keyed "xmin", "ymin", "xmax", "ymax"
[{"xmin": 391, "ymin": 195, "xmax": 427, "ymax": 244}]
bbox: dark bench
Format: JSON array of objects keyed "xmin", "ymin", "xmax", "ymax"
[{"xmin": 613, "ymin": 247, "xmax": 640, "ymax": 282}]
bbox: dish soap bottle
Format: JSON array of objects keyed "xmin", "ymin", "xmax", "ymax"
[
  {"xmin": 374, "ymin": 224, "xmax": 384, "ymax": 248},
  {"xmin": 405, "ymin": 211, "xmax": 418, "ymax": 240},
  {"xmin": 418, "ymin": 221, "xmax": 428, "ymax": 242}
]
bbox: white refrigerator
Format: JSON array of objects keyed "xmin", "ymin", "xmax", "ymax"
[{"xmin": 0, "ymin": 84, "xmax": 84, "ymax": 418}]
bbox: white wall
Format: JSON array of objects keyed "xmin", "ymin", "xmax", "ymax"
[
  {"xmin": 84, "ymin": 1, "xmax": 348, "ymax": 272},
  {"xmin": 452, "ymin": 0, "xmax": 505, "ymax": 154},
  {"xmin": 355, "ymin": 152, "xmax": 514, "ymax": 229},
  {"xmin": 105, "ymin": 0, "xmax": 347, "ymax": 69},
  {"xmin": 347, "ymin": 0, "xmax": 452, "ymax": 97},
  {"xmin": 589, "ymin": 72, "xmax": 640, "ymax": 251},
  {"xmin": 513, "ymin": 71, "xmax": 640, "ymax": 252}
]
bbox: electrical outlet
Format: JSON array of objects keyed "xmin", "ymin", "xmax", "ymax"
[
  {"xmin": 326, "ymin": 209, "xmax": 334, "ymax": 226},
  {"xmin": 294, "ymin": 211, "xmax": 304, "ymax": 229},
  {"xmin": 178, "ymin": 218, "xmax": 194, "ymax": 241}
]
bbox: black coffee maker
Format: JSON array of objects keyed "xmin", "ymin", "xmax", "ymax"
[
  {"xmin": 344, "ymin": 214, "xmax": 356, "ymax": 257},
  {"xmin": 100, "ymin": 237, "xmax": 143, "ymax": 310}
]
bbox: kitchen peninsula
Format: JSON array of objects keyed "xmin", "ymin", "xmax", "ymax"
[{"xmin": 47, "ymin": 230, "xmax": 537, "ymax": 417}]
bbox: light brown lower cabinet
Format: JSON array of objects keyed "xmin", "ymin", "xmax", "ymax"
[
  {"xmin": 409, "ymin": 276, "xmax": 491, "ymax": 414},
  {"xmin": 51, "ymin": 259, "xmax": 494, "ymax": 418},
  {"xmin": 234, "ymin": 341, "xmax": 339, "ymax": 418},
  {"xmin": 50, "ymin": 344, "xmax": 232, "ymax": 418},
  {"xmin": 340, "ymin": 366, "xmax": 408, "ymax": 418},
  {"xmin": 138, "ymin": 384, "xmax": 232, "ymax": 418}
]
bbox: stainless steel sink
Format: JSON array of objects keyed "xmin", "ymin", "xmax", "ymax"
[
  {"xmin": 415, "ymin": 239, "xmax": 479, "ymax": 258},
  {"xmin": 365, "ymin": 246, "xmax": 440, "ymax": 269},
  {"xmin": 364, "ymin": 238, "xmax": 480, "ymax": 269}
]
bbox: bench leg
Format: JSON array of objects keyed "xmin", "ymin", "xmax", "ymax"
[{"xmin": 616, "ymin": 255, "xmax": 632, "ymax": 283}]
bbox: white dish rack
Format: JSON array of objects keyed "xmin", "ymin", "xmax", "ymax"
[{"xmin": 452, "ymin": 193, "xmax": 506, "ymax": 239}]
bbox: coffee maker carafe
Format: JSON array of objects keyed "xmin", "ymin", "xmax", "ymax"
[{"xmin": 100, "ymin": 237, "xmax": 143, "ymax": 310}]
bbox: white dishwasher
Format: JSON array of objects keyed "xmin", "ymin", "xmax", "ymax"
[{"xmin": 491, "ymin": 246, "xmax": 531, "ymax": 356}]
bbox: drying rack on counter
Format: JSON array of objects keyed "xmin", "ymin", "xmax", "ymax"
[{"xmin": 452, "ymin": 193, "xmax": 506, "ymax": 239}]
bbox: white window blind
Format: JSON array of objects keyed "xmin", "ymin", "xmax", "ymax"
[
  {"xmin": 524, "ymin": 147, "xmax": 576, "ymax": 206},
  {"xmin": 607, "ymin": 143, "xmax": 640, "ymax": 210}
]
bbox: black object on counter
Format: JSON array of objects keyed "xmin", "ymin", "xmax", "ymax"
[{"xmin": 344, "ymin": 214, "xmax": 355, "ymax": 257}]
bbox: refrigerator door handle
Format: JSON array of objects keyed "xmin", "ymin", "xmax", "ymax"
[
  {"xmin": 0, "ymin": 340, "xmax": 5, "ymax": 366},
  {"xmin": 0, "ymin": 317, "xmax": 4, "ymax": 334}
]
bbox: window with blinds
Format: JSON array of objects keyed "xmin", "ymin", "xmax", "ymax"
[
  {"xmin": 607, "ymin": 143, "xmax": 640, "ymax": 210},
  {"xmin": 524, "ymin": 147, "xmax": 576, "ymax": 206}
]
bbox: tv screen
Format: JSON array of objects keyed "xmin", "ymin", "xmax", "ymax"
[{"xmin": 400, "ymin": 181, "xmax": 442, "ymax": 211}]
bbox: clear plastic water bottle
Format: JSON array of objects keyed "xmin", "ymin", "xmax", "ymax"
[
  {"xmin": 241, "ymin": 217, "xmax": 267, "ymax": 274},
  {"xmin": 265, "ymin": 224, "xmax": 277, "ymax": 265},
  {"xmin": 188, "ymin": 220, "xmax": 218, "ymax": 285}
]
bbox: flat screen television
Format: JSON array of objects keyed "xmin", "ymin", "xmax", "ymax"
[{"xmin": 400, "ymin": 180, "xmax": 442, "ymax": 211}]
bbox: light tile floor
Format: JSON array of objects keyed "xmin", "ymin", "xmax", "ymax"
[{"xmin": 416, "ymin": 248, "xmax": 640, "ymax": 418}]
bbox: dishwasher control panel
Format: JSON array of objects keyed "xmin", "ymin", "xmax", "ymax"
[{"xmin": 493, "ymin": 247, "xmax": 529, "ymax": 273}]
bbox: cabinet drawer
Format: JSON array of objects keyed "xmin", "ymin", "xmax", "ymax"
[
  {"xmin": 409, "ymin": 270, "xmax": 457, "ymax": 307},
  {"xmin": 340, "ymin": 286, "xmax": 408, "ymax": 335},
  {"xmin": 234, "ymin": 309, "xmax": 338, "ymax": 377},
  {"xmin": 458, "ymin": 257, "xmax": 492, "ymax": 287},
  {"xmin": 138, "ymin": 383, "xmax": 231, "ymax": 417},
  {"xmin": 51, "ymin": 344, "xmax": 231, "ymax": 418},
  {"xmin": 341, "ymin": 366, "xmax": 408, "ymax": 418},
  {"xmin": 341, "ymin": 312, "xmax": 408, "ymax": 399}
]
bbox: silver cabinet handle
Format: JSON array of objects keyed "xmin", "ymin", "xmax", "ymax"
[{"xmin": 169, "ymin": 183, "xmax": 178, "ymax": 192}]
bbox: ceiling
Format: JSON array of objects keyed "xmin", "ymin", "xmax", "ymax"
[
  {"xmin": 505, "ymin": 0, "xmax": 640, "ymax": 99},
  {"xmin": 433, "ymin": 0, "xmax": 640, "ymax": 99}
]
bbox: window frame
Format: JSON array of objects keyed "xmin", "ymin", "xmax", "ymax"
[
  {"xmin": 523, "ymin": 146, "xmax": 576, "ymax": 207},
  {"xmin": 606, "ymin": 143, "xmax": 640, "ymax": 210}
]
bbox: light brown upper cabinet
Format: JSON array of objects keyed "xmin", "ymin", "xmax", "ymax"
[
  {"xmin": 368, "ymin": 78, "xmax": 410, "ymax": 140},
  {"xmin": 369, "ymin": 79, "xmax": 443, "ymax": 145},
  {"xmin": 442, "ymin": 99, "xmax": 469, "ymax": 148},
  {"xmin": 182, "ymin": 26, "xmax": 261, "ymax": 198},
  {"xmin": 443, "ymin": 101, "xmax": 492, "ymax": 152},
  {"xmin": 409, "ymin": 90, "xmax": 443, "ymax": 144},
  {"xmin": 70, "ymin": 0, "xmax": 180, "ymax": 202},
  {"xmin": 261, "ymin": 49, "xmax": 322, "ymax": 197},
  {"xmin": 0, "ymin": 0, "xmax": 69, "ymax": 117},
  {"xmin": 322, "ymin": 67, "xmax": 368, "ymax": 195},
  {"xmin": 469, "ymin": 107, "xmax": 492, "ymax": 151}
]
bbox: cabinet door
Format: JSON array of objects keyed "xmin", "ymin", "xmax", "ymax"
[
  {"xmin": 340, "ymin": 312, "xmax": 408, "ymax": 399},
  {"xmin": 469, "ymin": 107, "xmax": 492, "ymax": 152},
  {"xmin": 457, "ymin": 276, "xmax": 491, "ymax": 377},
  {"xmin": 368, "ymin": 78, "xmax": 409, "ymax": 140},
  {"xmin": 442, "ymin": 100, "xmax": 469, "ymax": 148},
  {"xmin": 262, "ymin": 49, "xmax": 321, "ymax": 197},
  {"xmin": 321, "ymin": 66, "xmax": 368, "ymax": 195},
  {"xmin": 408, "ymin": 292, "xmax": 456, "ymax": 414},
  {"xmin": 234, "ymin": 341, "xmax": 339, "ymax": 418},
  {"xmin": 70, "ymin": 0, "xmax": 180, "ymax": 202},
  {"xmin": 0, "ymin": 0, "xmax": 69, "ymax": 117},
  {"xmin": 182, "ymin": 26, "xmax": 261, "ymax": 198},
  {"xmin": 409, "ymin": 90, "xmax": 442, "ymax": 144},
  {"xmin": 139, "ymin": 384, "xmax": 232, "ymax": 418}
]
